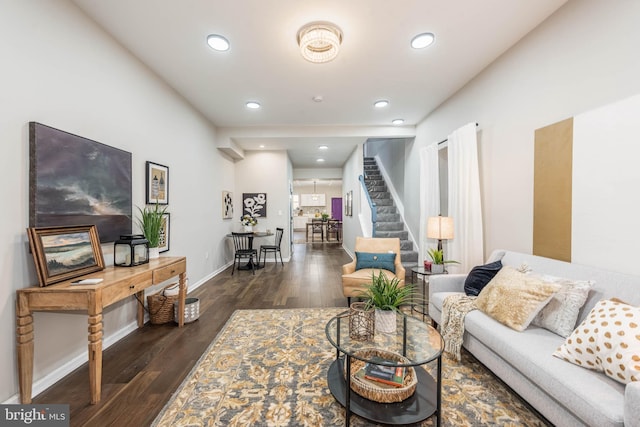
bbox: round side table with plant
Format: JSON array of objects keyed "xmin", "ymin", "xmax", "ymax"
[
  {"xmin": 360, "ymin": 271, "xmax": 415, "ymax": 334},
  {"xmin": 137, "ymin": 203, "xmax": 168, "ymax": 259}
]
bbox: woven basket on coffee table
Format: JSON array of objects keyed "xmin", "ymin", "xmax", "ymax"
[{"xmin": 345, "ymin": 348, "xmax": 418, "ymax": 403}]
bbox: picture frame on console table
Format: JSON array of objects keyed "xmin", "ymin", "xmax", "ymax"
[
  {"xmin": 27, "ymin": 224, "xmax": 105, "ymax": 287},
  {"xmin": 158, "ymin": 212, "xmax": 170, "ymax": 253},
  {"xmin": 146, "ymin": 161, "xmax": 169, "ymax": 205}
]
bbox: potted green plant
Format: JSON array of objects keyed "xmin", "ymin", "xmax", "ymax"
[
  {"xmin": 137, "ymin": 203, "xmax": 168, "ymax": 258},
  {"xmin": 426, "ymin": 248, "xmax": 459, "ymax": 274},
  {"xmin": 321, "ymin": 212, "xmax": 330, "ymax": 221},
  {"xmin": 361, "ymin": 271, "xmax": 415, "ymax": 333}
]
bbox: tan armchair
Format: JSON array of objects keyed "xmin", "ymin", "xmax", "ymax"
[{"xmin": 342, "ymin": 236, "xmax": 406, "ymax": 305}]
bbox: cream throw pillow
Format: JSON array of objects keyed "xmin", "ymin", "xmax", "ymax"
[
  {"xmin": 554, "ymin": 299, "xmax": 640, "ymax": 384},
  {"xmin": 476, "ymin": 266, "xmax": 561, "ymax": 332},
  {"xmin": 532, "ymin": 278, "xmax": 594, "ymax": 337}
]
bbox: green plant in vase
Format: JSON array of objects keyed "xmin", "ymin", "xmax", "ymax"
[
  {"xmin": 137, "ymin": 202, "xmax": 168, "ymax": 258},
  {"xmin": 360, "ymin": 271, "xmax": 416, "ymax": 333},
  {"xmin": 426, "ymin": 248, "xmax": 459, "ymax": 273}
]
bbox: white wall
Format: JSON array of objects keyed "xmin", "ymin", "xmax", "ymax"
[
  {"xmin": 234, "ymin": 151, "xmax": 291, "ymax": 260},
  {"xmin": 0, "ymin": 1, "xmax": 234, "ymax": 402},
  {"xmin": 572, "ymin": 94, "xmax": 640, "ymax": 274},
  {"xmin": 405, "ymin": 0, "xmax": 640, "ymax": 273},
  {"xmin": 341, "ymin": 144, "xmax": 364, "ymax": 254}
]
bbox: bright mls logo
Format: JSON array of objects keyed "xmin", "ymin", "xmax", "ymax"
[{"xmin": 1, "ymin": 405, "xmax": 69, "ymax": 426}]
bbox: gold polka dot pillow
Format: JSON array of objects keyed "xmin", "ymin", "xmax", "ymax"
[{"xmin": 553, "ymin": 299, "xmax": 640, "ymax": 384}]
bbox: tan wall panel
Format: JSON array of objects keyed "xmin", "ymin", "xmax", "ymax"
[{"xmin": 533, "ymin": 118, "xmax": 573, "ymax": 262}]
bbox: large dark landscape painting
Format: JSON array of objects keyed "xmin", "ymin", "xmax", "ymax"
[{"xmin": 29, "ymin": 122, "xmax": 132, "ymax": 243}]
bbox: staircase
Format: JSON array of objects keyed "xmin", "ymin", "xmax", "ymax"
[{"xmin": 363, "ymin": 157, "xmax": 419, "ymax": 271}]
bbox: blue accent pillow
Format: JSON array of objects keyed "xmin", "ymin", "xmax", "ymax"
[
  {"xmin": 464, "ymin": 260, "xmax": 503, "ymax": 296},
  {"xmin": 355, "ymin": 251, "xmax": 396, "ymax": 274}
]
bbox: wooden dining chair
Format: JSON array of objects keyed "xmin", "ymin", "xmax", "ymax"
[
  {"xmin": 231, "ymin": 232, "xmax": 257, "ymax": 275},
  {"xmin": 258, "ymin": 228, "xmax": 284, "ymax": 267},
  {"xmin": 326, "ymin": 219, "xmax": 342, "ymax": 242},
  {"xmin": 311, "ymin": 219, "xmax": 324, "ymax": 242}
]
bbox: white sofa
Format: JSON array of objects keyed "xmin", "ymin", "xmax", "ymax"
[{"xmin": 428, "ymin": 249, "xmax": 640, "ymax": 427}]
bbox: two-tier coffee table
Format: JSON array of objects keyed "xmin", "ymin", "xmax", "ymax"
[{"xmin": 325, "ymin": 311, "xmax": 444, "ymax": 426}]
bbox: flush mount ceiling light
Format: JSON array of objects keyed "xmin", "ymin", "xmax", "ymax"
[
  {"xmin": 316, "ymin": 158, "xmax": 325, "ymax": 163},
  {"xmin": 392, "ymin": 119, "xmax": 405, "ymax": 125},
  {"xmin": 411, "ymin": 32, "xmax": 435, "ymax": 49},
  {"xmin": 246, "ymin": 101, "xmax": 261, "ymax": 109},
  {"xmin": 374, "ymin": 100, "xmax": 389, "ymax": 108},
  {"xmin": 318, "ymin": 145, "xmax": 329, "ymax": 150},
  {"xmin": 297, "ymin": 21, "xmax": 343, "ymax": 63},
  {"xmin": 207, "ymin": 34, "xmax": 230, "ymax": 51}
]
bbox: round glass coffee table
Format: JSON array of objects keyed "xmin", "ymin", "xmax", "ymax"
[{"xmin": 325, "ymin": 310, "xmax": 444, "ymax": 427}]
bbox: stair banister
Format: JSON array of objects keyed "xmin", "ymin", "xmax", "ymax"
[{"xmin": 358, "ymin": 175, "xmax": 377, "ymax": 237}]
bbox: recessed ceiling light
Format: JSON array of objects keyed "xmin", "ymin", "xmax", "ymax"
[
  {"xmin": 259, "ymin": 144, "xmax": 265, "ymax": 148},
  {"xmin": 246, "ymin": 101, "xmax": 261, "ymax": 109},
  {"xmin": 207, "ymin": 34, "xmax": 230, "ymax": 51},
  {"xmin": 392, "ymin": 119, "xmax": 405, "ymax": 125},
  {"xmin": 411, "ymin": 32, "xmax": 435, "ymax": 49},
  {"xmin": 318, "ymin": 145, "xmax": 329, "ymax": 150},
  {"xmin": 317, "ymin": 158, "xmax": 325, "ymax": 163},
  {"xmin": 374, "ymin": 100, "xmax": 389, "ymax": 108}
]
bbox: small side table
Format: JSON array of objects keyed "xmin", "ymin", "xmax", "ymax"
[{"xmin": 411, "ymin": 267, "xmax": 445, "ymax": 321}]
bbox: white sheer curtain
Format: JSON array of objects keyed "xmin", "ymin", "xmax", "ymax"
[
  {"xmin": 419, "ymin": 144, "xmax": 440, "ymax": 263},
  {"xmin": 447, "ymin": 122, "xmax": 484, "ymax": 273}
]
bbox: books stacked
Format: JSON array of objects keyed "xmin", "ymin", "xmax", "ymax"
[{"xmin": 355, "ymin": 356, "xmax": 406, "ymax": 388}]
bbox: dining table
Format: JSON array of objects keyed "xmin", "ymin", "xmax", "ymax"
[{"xmin": 226, "ymin": 231, "xmax": 274, "ymax": 270}]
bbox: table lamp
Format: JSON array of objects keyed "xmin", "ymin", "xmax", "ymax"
[{"xmin": 427, "ymin": 215, "xmax": 454, "ymax": 251}]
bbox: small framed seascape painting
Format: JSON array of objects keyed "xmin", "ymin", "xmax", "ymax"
[{"xmin": 27, "ymin": 225, "xmax": 105, "ymax": 287}]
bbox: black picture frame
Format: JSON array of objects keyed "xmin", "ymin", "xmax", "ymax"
[
  {"xmin": 29, "ymin": 122, "xmax": 132, "ymax": 243},
  {"xmin": 158, "ymin": 212, "xmax": 170, "ymax": 253},
  {"xmin": 146, "ymin": 161, "xmax": 169, "ymax": 205},
  {"xmin": 242, "ymin": 193, "xmax": 267, "ymax": 218}
]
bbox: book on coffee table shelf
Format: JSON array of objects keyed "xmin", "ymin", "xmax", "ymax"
[{"xmin": 355, "ymin": 357, "xmax": 405, "ymax": 388}]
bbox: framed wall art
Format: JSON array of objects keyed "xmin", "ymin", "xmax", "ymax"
[
  {"xmin": 345, "ymin": 190, "xmax": 353, "ymax": 217},
  {"xmin": 242, "ymin": 193, "xmax": 267, "ymax": 218},
  {"xmin": 146, "ymin": 161, "xmax": 169, "ymax": 205},
  {"xmin": 29, "ymin": 122, "xmax": 132, "ymax": 243},
  {"xmin": 158, "ymin": 212, "xmax": 170, "ymax": 253},
  {"xmin": 27, "ymin": 225, "xmax": 105, "ymax": 287},
  {"xmin": 222, "ymin": 191, "xmax": 234, "ymax": 219}
]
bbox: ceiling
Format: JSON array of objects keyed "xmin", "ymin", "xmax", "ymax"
[{"xmin": 72, "ymin": 0, "xmax": 567, "ymax": 168}]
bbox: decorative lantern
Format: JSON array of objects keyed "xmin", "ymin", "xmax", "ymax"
[{"xmin": 114, "ymin": 234, "xmax": 149, "ymax": 267}]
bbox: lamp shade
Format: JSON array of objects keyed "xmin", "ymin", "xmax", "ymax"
[{"xmin": 427, "ymin": 216, "xmax": 454, "ymax": 240}]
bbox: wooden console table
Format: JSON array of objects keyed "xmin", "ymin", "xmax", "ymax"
[{"xmin": 16, "ymin": 256, "xmax": 187, "ymax": 404}]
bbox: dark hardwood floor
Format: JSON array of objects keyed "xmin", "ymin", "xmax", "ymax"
[{"xmin": 33, "ymin": 236, "xmax": 353, "ymax": 426}]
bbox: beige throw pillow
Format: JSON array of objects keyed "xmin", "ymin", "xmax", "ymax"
[
  {"xmin": 476, "ymin": 266, "xmax": 561, "ymax": 332},
  {"xmin": 532, "ymin": 278, "xmax": 594, "ymax": 337},
  {"xmin": 553, "ymin": 299, "xmax": 640, "ymax": 384}
]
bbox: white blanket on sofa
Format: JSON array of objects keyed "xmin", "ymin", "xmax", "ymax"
[{"xmin": 441, "ymin": 293, "xmax": 477, "ymax": 361}]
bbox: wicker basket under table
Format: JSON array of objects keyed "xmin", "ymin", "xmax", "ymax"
[
  {"xmin": 345, "ymin": 348, "xmax": 418, "ymax": 403},
  {"xmin": 147, "ymin": 286, "xmax": 178, "ymax": 324}
]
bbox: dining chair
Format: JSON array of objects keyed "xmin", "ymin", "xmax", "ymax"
[
  {"xmin": 326, "ymin": 219, "xmax": 342, "ymax": 242},
  {"xmin": 258, "ymin": 227, "xmax": 284, "ymax": 267},
  {"xmin": 311, "ymin": 219, "xmax": 324, "ymax": 242},
  {"xmin": 231, "ymin": 232, "xmax": 257, "ymax": 275}
]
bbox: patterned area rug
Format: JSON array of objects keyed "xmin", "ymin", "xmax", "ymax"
[{"xmin": 153, "ymin": 308, "xmax": 546, "ymax": 426}]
